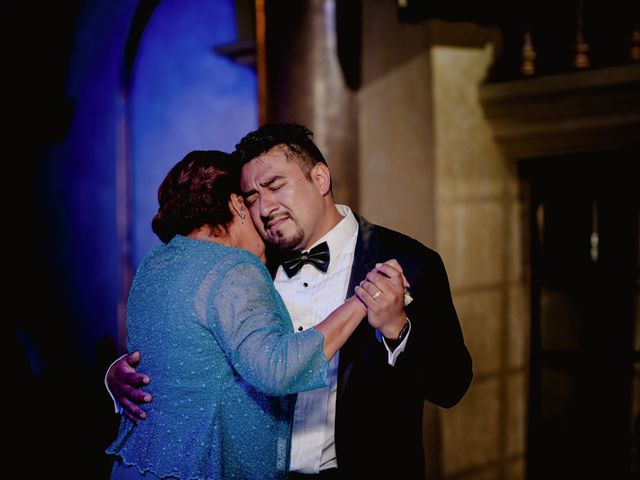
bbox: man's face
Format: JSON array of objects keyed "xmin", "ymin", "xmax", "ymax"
[{"xmin": 240, "ymin": 147, "xmax": 325, "ymax": 251}]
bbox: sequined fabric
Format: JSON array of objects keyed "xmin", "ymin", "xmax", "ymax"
[{"xmin": 106, "ymin": 235, "xmax": 329, "ymax": 479}]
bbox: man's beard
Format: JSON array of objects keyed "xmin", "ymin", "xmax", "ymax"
[{"xmin": 267, "ymin": 219, "xmax": 305, "ymax": 251}]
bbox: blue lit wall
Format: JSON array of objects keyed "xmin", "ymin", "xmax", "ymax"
[
  {"xmin": 48, "ymin": 0, "xmax": 139, "ymax": 365},
  {"xmin": 13, "ymin": 1, "xmax": 257, "ymax": 475},
  {"xmin": 57, "ymin": 0, "xmax": 256, "ymax": 361},
  {"xmin": 130, "ymin": 0, "xmax": 258, "ymax": 265}
]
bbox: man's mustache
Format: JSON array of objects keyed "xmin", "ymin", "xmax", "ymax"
[{"xmin": 262, "ymin": 212, "xmax": 290, "ymax": 229}]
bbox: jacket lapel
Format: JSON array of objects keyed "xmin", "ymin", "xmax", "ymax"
[
  {"xmin": 346, "ymin": 214, "xmax": 379, "ymax": 296},
  {"xmin": 337, "ymin": 213, "xmax": 379, "ymax": 401},
  {"xmin": 265, "ymin": 213, "xmax": 379, "ymax": 403}
]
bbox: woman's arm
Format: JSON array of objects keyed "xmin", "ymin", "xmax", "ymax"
[
  {"xmin": 314, "ymin": 296, "xmax": 366, "ymax": 360},
  {"xmin": 209, "ymin": 256, "xmax": 365, "ymax": 396}
]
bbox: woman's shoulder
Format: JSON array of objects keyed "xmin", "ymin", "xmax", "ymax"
[
  {"xmin": 206, "ymin": 247, "xmax": 274, "ymax": 302},
  {"xmin": 215, "ymin": 246, "xmax": 268, "ymax": 277},
  {"xmin": 170, "ymin": 235, "xmax": 258, "ymax": 261},
  {"xmin": 173, "ymin": 236, "xmax": 268, "ymax": 275}
]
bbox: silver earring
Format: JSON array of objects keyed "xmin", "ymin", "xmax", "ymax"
[{"xmin": 240, "ymin": 212, "xmax": 245, "ymax": 223}]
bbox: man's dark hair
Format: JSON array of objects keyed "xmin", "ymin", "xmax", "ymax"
[
  {"xmin": 151, "ymin": 150, "xmax": 240, "ymax": 243},
  {"xmin": 233, "ymin": 123, "xmax": 328, "ymax": 179}
]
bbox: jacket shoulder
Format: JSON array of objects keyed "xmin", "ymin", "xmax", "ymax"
[{"xmin": 370, "ymin": 222, "xmax": 443, "ymax": 268}]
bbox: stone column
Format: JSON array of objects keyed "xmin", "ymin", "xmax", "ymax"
[
  {"xmin": 359, "ymin": 0, "xmax": 435, "ymax": 247},
  {"xmin": 263, "ymin": 0, "xmax": 359, "ymax": 208}
]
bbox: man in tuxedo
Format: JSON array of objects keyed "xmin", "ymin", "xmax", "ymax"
[{"xmin": 108, "ymin": 123, "xmax": 472, "ymax": 479}]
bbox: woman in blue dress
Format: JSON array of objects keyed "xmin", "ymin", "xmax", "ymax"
[{"xmin": 106, "ymin": 151, "xmax": 368, "ymax": 479}]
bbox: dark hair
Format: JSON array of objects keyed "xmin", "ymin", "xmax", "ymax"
[
  {"xmin": 151, "ymin": 150, "xmax": 240, "ymax": 243},
  {"xmin": 233, "ymin": 123, "xmax": 328, "ymax": 178}
]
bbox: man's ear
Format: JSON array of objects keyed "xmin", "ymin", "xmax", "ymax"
[{"xmin": 311, "ymin": 163, "xmax": 332, "ymax": 196}]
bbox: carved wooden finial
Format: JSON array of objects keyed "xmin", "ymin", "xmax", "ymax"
[
  {"xmin": 522, "ymin": 30, "xmax": 536, "ymax": 76},
  {"xmin": 631, "ymin": 27, "xmax": 640, "ymax": 62},
  {"xmin": 575, "ymin": 1, "xmax": 590, "ymax": 69}
]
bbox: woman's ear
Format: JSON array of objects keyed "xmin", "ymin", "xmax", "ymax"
[
  {"xmin": 229, "ymin": 193, "xmax": 246, "ymax": 222},
  {"xmin": 311, "ymin": 163, "xmax": 332, "ymax": 196}
]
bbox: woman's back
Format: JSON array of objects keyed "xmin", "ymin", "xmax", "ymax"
[{"xmin": 107, "ymin": 235, "xmax": 328, "ymax": 480}]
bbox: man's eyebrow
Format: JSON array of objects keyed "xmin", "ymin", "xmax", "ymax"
[
  {"xmin": 242, "ymin": 175, "xmax": 284, "ymax": 197},
  {"xmin": 261, "ymin": 175, "xmax": 284, "ymax": 188}
]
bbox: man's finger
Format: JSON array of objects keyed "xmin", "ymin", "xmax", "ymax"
[
  {"xmin": 360, "ymin": 279, "xmax": 386, "ymax": 298},
  {"xmin": 366, "ymin": 271, "xmax": 399, "ymax": 293},
  {"xmin": 381, "ymin": 259, "xmax": 402, "ymax": 272},
  {"xmin": 122, "ymin": 371, "xmax": 151, "ymax": 386},
  {"xmin": 121, "ymin": 383, "xmax": 153, "ymax": 403},
  {"xmin": 355, "ymin": 285, "xmax": 380, "ymax": 312},
  {"xmin": 379, "ymin": 260, "xmax": 410, "ymax": 287},
  {"xmin": 125, "ymin": 351, "xmax": 141, "ymax": 366},
  {"xmin": 375, "ymin": 263, "xmax": 409, "ymax": 288},
  {"xmin": 123, "ymin": 411, "xmax": 139, "ymax": 425},
  {"xmin": 121, "ymin": 397, "xmax": 147, "ymax": 421}
]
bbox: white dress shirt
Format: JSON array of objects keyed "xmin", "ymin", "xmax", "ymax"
[
  {"xmin": 276, "ymin": 204, "xmax": 409, "ymax": 474},
  {"xmin": 275, "ymin": 204, "xmax": 358, "ymax": 473}
]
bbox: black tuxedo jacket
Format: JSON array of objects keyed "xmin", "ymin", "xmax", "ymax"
[{"xmin": 269, "ymin": 213, "xmax": 472, "ymax": 480}]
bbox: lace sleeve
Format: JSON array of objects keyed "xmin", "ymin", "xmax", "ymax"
[{"xmin": 205, "ymin": 255, "xmax": 329, "ymax": 396}]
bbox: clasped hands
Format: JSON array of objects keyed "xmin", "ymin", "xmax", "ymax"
[{"xmin": 355, "ymin": 258, "xmax": 410, "ymax": 341}]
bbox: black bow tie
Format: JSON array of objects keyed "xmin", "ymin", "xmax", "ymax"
[{"xmin": 281, "ymin": 241, "xmax": 330, "ymax": 278}]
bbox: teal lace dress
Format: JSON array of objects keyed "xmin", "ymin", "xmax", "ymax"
[{"xmin": 106, "ymin": 235, "xmax": 329, "ymax": 479}]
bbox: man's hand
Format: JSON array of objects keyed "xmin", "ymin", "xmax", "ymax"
[
  {"xmin": 106, "ymin": 351, "xmax": 152, "ymax": 423},
  {"xmin": 355, "ymin": 259, "xmax": 409, "ymax": 339}
]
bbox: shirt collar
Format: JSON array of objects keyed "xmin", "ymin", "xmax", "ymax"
[{"xmin": 305, "ymin": 204, "xmax": 358, "ymax": 272}]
